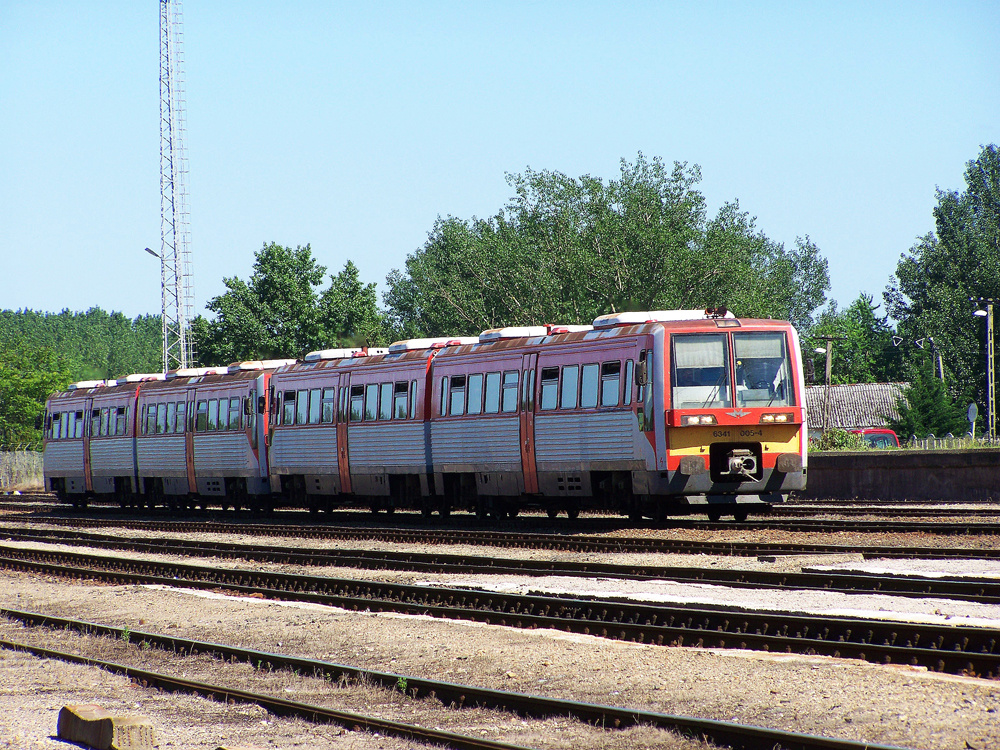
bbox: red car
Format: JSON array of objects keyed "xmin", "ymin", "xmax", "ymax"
[{"xmin": 849, "ymin": 428, "xmax": 900, "ymax": 448}]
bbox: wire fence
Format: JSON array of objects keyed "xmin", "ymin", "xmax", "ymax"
[{"xmin": 0, "ymin": 448, "xmax": 43, "ymax": 491}]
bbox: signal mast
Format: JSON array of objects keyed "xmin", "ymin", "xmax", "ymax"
[{"xmin": 155, "ymin": 0, "xmax": 194, "ymax": 371}]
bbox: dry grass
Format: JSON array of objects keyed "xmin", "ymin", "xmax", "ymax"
[{"xmin": 0, "ymin": 450, "xmax": 42, "ymax": 491}]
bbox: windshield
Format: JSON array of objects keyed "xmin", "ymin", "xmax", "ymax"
[
  {"xmin": 671, "ymin": 333, "xmax": 732, "ymax": 408},
  {"xmin": 733, "ymin": 332, "xmax": 794, "ymax": 407}
]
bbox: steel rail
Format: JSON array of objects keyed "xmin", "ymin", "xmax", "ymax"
[
  {"xmin": 1, "ymin": 547, "xmax": 998, "ymax": 679},
  {"xmin": 0, "ymin": 638, "xmax": 532, "ymax": 750},
  {"xmin": 6, "ymin": 514, "xmax": 1000, "ymax": 559},
  {"xmin": 0, "ymin": 609, "xmax": 913, "ymax": 750},
  {"xmin": 4, "ymin": 525, "xmax": 1000, "ymax": 604}
]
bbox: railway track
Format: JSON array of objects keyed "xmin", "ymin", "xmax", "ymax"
[
  {"xmin": 1, "ymin": 545, "xmax": 997, "ymax": 679},
  {"xmin": 4, "ymin": 515, "xmax": 1000, "ymax": 559},
  {"xmin": 4, "ymin": 526, "xmax": 1000, "ymax": 605},
  {"xmin": 0, "ymin": 609, "xmax": 908, "ymax": 750},
  {"xmin": 5, "ymin": 497, "xmax": 1000, "ymax": 533}
]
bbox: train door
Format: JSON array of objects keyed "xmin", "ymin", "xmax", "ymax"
[
  {"xmin": 519, "ymin": 353, "xmax": 538, "ymax": 494},
  {"xmin": 83, "ymin": 396, "xmax": 94, "ymax": 492},
  {"xmin": 253, "ymin": 374, "xmax": 268, "ymax": 479},
  {"xmin": 336, "ymin": 374, "xmax": 352, "ymax": 494},
  {"xmin": 185, "ymin": 389, "xmax": 197, "ymax": 493}
]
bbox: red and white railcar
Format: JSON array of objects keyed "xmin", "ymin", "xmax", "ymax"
[
  {"xmin": 43, "ymin": 360, "xmax": 292, "ymax": 509},
  {"xmin": 266, "ymin": 309, "xmax": 806, "ymax": 520}
]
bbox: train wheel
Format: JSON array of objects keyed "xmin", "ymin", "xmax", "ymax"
[
  {"xmin": 707, "ymin": 507, "xmax": 723, "ymax": 522},
  {"xmin": 733, "ymin": 507, "xmax": 749, "ymax": 522},
  {"xmin": 546, "ymin": 507, "xmax": 558, "ymax": 519},
  {"xmin": 566, "ymin": 506, "xmax": 579, "ymax": 520}
]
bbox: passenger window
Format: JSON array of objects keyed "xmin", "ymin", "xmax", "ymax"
[
  {"xmin": 408, "ymin": 380, "xmax": 417, "ymax": 419},
  {"xmin": 92, "ymin": 409, "xmax": 102, "ymax": 436},
  {"xmin": 74, "ymin": 411, "xmax": 84, "ymax": 438},
  {"xmin": 208, "ymin": 399, "xmax": 220, "ymax": 431},
  {"xmin": 394, "ymin": 382, "xmax": 409, "ymax": 419},
  {"xmin": 282, "ymin": 391, "xmax": 296, "ymax": 426},
  {"xmin": 601, "ymin": 361, "xmax": 621, "ymax": 406},
  {"xmin": 321, "ymin": 389, "xmax": 336, "ymax": 423},
  {"xmin": 297, "ymin": 389, "xmax": 310, "ymax": 425},
  {"xmin": 440, "ymin": 376, "xmax": 449, "ymax": 416},
  {"xmin": 580, "ymin": 364, "xmax": 599, "ymax": 408},
  {"xmin": 175, "ymin": 403, "xmax": 185, "ymax": 433},
  {"xmin": 450, "ymin": 375, "xmax": 466, "ymax": 416},
  {"xmin": 166, "ymin": 402, "xmax": 177, "ymax": 433},
  {"xmin": 196, "ymin": 401, "xmax": 208, "ymax": 431},
  {"xmin": 561, "ymin": 365, "xmax": 579, "ymax": 409},
  {"xmin": 145, "ymin": 406, "xmax": 157, "ymax": 435},
  {"xmin": 624, "ymin": 360, "xmax": 634, "ymax": 405},
  {"xmin": 502, "ymin": 371, "xmax": 519, "ymax": 413},
  {"xmin": 467, "ymin": 374, "xmax": 483, "ymax": 415},
  {"xmin": 230, "ymin": 397, "xmax": 243, "ymax": 430},
  {"xmin": 309, "ymin": 388, "xmax": 322, "ymax": 424},
  {"xmin": 63, "ymin": 411, "xmax": 73, "ymax": 439},
  {"xmin": 99, "ymin": 408, "xmax": 109, "ymax": 437},
  {"xmin": 484, "ymin": 372, "xmax": 501, "ymax": 413},
  {"xmin": 539, "ymin": 367, "xmax": 559, "ymax": 410},
  {"xmin": 365, "ymin": 383, "xmax": 379, "ymax": 420},
  {"xmin": 350, "ymin": 385, "xmax": 364, "ymax": 422},
  {"xmin": 52, "ymin": 412, "xmax": 62, "ymax": 440},
  {"xmin": 380, "ymin": 382, "xmax": 393, "ymax": 420}
]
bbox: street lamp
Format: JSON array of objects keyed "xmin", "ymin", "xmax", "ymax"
[
  {"xmin": 973, "ymin": 298, "xmax": 996, "ymax": 440},
  {"xmin": 812, "ymin": 337, "xmax": 842, "ymax": 434}
]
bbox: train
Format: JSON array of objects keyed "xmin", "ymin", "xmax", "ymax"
[{"xmin": 42, "ymin": 308, "xmax": 807, "ymax": 521}]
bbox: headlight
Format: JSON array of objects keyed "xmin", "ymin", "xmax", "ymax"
[
  {"xmin": 760, "ymin": 413, "xmax": 792, "ymax": 423},
  {"xmin": 682, "ymin": 414, "xmax": 717, "ymax": 426}
]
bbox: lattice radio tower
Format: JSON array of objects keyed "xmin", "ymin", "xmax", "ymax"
[{"xmin": 157, "ymin": 0, "xmax": 194, "ymax": 371}]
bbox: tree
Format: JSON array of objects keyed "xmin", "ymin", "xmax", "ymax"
[
  {"xmin": 194, "ymin": 243, "xmax": 329, "ymax": 364},
  {"xmin": 384, "ymin": 154, "xmax": 830, "ymax": 338},
  {"xmin": 319, "ymin": 261, "xmax": 387, "ymax": 347},
  {"xmin": 886, "ymin": 359, "xmax": 969, "ymax": 439},
  {"xmin": 0, "ymin": 350, "xmax": 71, "ymax": 448},
  {"xmin": 885, "ymin": 144, "xmax": 1000, "ymax": 407},
  {"xmin": 193, "ymin": 244, "xmax": 388, "ymax": 365},
  {"xmin": 808, "ymin": 294, "xmax": 905, "ymax": 384}
]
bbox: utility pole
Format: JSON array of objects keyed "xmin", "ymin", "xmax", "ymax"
[
  {"xmin": 157, "ymin": 0, "xmax": 194, "ymax": 372},
  {"xmin": 973, "ymin": 298, "xmax": 996, "ymax": 440}
]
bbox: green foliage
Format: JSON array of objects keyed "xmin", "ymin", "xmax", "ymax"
[
  {"xmin": 813, "ymin": 428, "xmax": 869, "ymax": 451},
  {"xmin": 385, "ymin": 154, "xmax": 830, "ymax": 337},
  {"xmin": 808, "ymin": 294, "xmax": 906, "ymax": 384},
  {"xmin": 0, "ymin": 308, "xmax": 157, "ymax": 447},
  {"xmin": 0, "ymin": 352, "xmax": 71, "ymax": 447},
  {"xmin": 193, "ymin": 244, "xmax": 387, "ymax": 365},
  {"xmin": 885, "ymin": 144, "xmax": 1000, "ymax": 407},
  {"xmin": 886, "ymin": 361, "xmax": 970, "ymax": 439}
]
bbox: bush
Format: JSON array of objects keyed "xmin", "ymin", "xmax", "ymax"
[{"xmin": 812, "ymin": 429, "xmax": 869, "ymax": 451}]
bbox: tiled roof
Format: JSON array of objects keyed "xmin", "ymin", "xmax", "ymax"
[{"xmin": 805, "ymin": 382, "xmax": 908, "ymax": 430}]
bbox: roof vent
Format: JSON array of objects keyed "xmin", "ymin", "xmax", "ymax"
[
  {"xmin": 546, "ymin": 324, "xmax": 594, "ymax": 335},
  {"xmin": 304, "ymin": 348, "xmax": 363, "ymax": 362},
  {"xmin": 165, "ymin": 367, "xmax": 226, "ymax": 380},
  {"xmin": 388, "ymin": 336, "xmax": 480, "ymax": 352},
  {"xmin": 592, "ymin": 309, "xmax": 736, "ymax": 328},
  {"xmin": 479, "ymin": 326, "xmax": 549, "ymax": 342},
  {"xmin": 66, "ymin": 380, "xmax": 109, "ymax": 391},
  {"xmin": 122, "ymin": 373, "xmax": 169, "ymax": 383}
]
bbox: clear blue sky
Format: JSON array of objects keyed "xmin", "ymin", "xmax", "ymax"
[{"xmin": 1, "ymin": 1, "xmax": 996, "ymax": 323}]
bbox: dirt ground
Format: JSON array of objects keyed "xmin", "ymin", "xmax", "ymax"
[{"xmin": 1, "ymin": 545, "xmax": 999, "ymax": 750}]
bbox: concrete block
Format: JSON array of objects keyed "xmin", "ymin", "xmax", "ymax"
[{"xmin": 57, "ymin": 704, "xmax": 157, "ymax": 750}]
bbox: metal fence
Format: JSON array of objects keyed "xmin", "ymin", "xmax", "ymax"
[
  {"xmin": 0, "ymin": 448, "xmax": 43, "ymax": 491},
  {"xmin": 906, "ymin": 433, "xmax": 1000, "ymax": 450}
]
